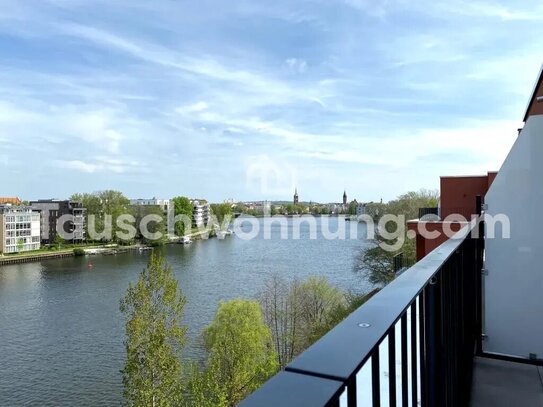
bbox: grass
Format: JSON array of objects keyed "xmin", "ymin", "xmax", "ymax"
[{"xmin": 1, "ymin": 242, "xmax": 110, "ymax": 258}]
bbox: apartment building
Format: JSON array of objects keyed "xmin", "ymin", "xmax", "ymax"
[
  {"xmin": 0, "ymin": 205, "xmax": 41, "ymax": 254},
  {"xmin": 130, "ymin": 198, "xmax": 170, "ymax": 213},
  {"xmin": 191, "ymin": 200, "xmax": 210, "ymax": 228},
  {"xmin": 29, "ymin": 200, "xmax": 86, "ymax": 244}
]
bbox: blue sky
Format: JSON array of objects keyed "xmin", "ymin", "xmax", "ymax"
[{"xmin": 0, "ymin": 0, "xmax": 541, "ymax": 203}]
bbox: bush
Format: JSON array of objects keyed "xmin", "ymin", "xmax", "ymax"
[{"xmin": 73, "ymin": 248, "xmax": 86, "ymax": 256}]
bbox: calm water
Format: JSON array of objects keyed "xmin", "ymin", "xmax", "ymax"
[{"xmin": 0, "ymin": 218, "xmax": 371, "ymax": 406}]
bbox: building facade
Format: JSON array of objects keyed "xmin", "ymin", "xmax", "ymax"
[
  {"xmin": 191, "ymin": 200, "xmax": 210, "ymax": 228},
  {"xmin": 0, "ymin": 205, "xmax": 41, "ymax": 254},
  {"xmin": 129, "ymin": 198, "xmax": 170, "ymax": 213},
  {"xmin": 30, "ymin": 200, "xmax": 86, "ymax": 244}
]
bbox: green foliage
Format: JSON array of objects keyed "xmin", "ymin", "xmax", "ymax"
[
  {"xmin": 120, "ymin": 252, "xmax": 187, "ymax": 407},
  {"xmin": 172, "ymin": 197, "xmax": 193, "ymax": 237},
  {"xmin": 259, "ymin": 275, "xmax": 346, "ymax": 369},
  {"xmin": 53, "ymin": 234, "xmax": 65, "ymax": 249},
  {"xmin": 358, "ymin": 235, "xmax": 397, "ymax": 286},
  {"xmin": 189, "ymin": 299, "xmax": 278, "ymax": 406},
  {"xmin": 358, "ymin": 189, "xmax": 439, "ymax": 286},
  {"xmin": 71, "ymin": 190, "xmax": 131, "ymax": 243},
  {"xmin": 296, "ymin": 276, "xmax": 347, "ymax": 346},
  {"xmin": 73, "ymin": 248, "xmax": 86, "ymax": 256},
  {"xmin": 283, "ymin": 203, "xmax": 307, "ymax": 215},
  {"xmin": 16, "ymin": 238, "xmax": 24, "ymax": 252},
  {"xmin": 348, "ymin": 201, "xmax": 358, "ymax": 215},
  {"xmin": 209, "ymin": 203, "xmax": 233, "ymax": 225},
  {"xmin": 310, "ymin": 289, "xmax": 379, "ymax": 340},
  {"xmin": 386, "ymin": 189, "xmax": 439, "ymax": 221},
  {"xmin": 131, "ymin": 205, "xmax": 167, "ymax": 245}
]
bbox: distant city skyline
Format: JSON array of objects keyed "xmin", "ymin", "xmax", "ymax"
[{"xmin": 1, "ymin": 0, "xmax": 540, "ymax": 202}]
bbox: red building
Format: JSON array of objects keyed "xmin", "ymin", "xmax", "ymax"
[{"xmin": 408, "ymin": 172, "xmax": 496, "ymax": 261}]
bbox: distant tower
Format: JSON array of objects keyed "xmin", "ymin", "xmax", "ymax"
[
  {"xmin": 343, "ymin": 190, "xmax": 347, "ymax": 205},
  {"xmin": 294, "ymin": 188, "xmax": 299, "ymax": 205}
]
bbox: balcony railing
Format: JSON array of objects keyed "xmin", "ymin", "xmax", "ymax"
[{"xmin": 240, "ymin": 220, "xmax": 484, "ymax": 407}]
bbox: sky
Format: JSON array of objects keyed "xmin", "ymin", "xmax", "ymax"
[{"xmin": 0, "ymin": 0, "xmax": 541, "ymax": 203}]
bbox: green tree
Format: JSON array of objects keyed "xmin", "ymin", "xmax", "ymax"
[
  {"xmin": 190, "ymin": 299, "xmax": 278, "ymax": 407},
  {"xmin": 357, "ymin": 235, "xmax": 397, "ymax": 286},
  {"xmin": 120, "ymin": 252, "xmax": 187, "ymax": 407},
  {"xmin": 296, "ymin": 277, "xmax": 346, "ymax": 347},
  {"xmin": 131, "ymin": 205, "xmax": 167, "ymax": 246},
  {"xmin": 259, "ymin": 276, "xmax": 346, "ymax": 369},
  {"xmin": 386, "ymin": 189, "xmax": 439, "ymax": 221},
  {"xmin": 16, "ymin": 238, "xmax": 24, "ymax": 253},
  {"xmin": 53, "ymin": 234, "xmax": 65, "ymax": 249},
  {"xmin": 259, "ymin": 275, "xmax": 302, "ymax": 369},
  {"xmin": 209, "ymin": 203, "xmax": 233, "ymax": 226},
  {"xmin": 172, "ymin": 197, "xmax": 193, "ymax": 237},
  {"xmin": 71, "ymin": 190, "xmax": 131, "ymax": 243},
  {"xmin": 348, "ymin": 201, "xmax": 358, "ymax": 215},
  {"xmin": 358, "ymin": 189, "xmax": 439, "ymax": 286}
]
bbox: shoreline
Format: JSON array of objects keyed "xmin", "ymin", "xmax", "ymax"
[{"xmin": 0, "ymin": 230, "xmax": 218, "ymax": 267}]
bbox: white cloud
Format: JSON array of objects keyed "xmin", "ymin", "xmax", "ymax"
[
  {"xmin": 55, "ymin": 160, "xmax": 100, "ymax": 173},
  {"xmin": 285, "ymin": 58, "xmax": 308, "ymax": 74},
  {"xmin": 55, "ymin": 157, "xmax": 145, "ymax": 174}
]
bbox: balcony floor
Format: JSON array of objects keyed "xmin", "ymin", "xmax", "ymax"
[{"xmin": 471, "ymin": 357, "xmax": 543, "ymax": 406}]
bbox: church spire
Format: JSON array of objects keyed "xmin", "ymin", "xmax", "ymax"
[
  {"xmin": 294, "ymin": 187, "xmax": 299, "ymax": 205},
  {"xmin": 343, "ymin": 190, "xmax": 347, "ymax": 205}
]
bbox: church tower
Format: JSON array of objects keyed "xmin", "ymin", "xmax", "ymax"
[
  {"xmin": 343, "ymin": 190, "xmax": 347, "ymax": 205},
  {"xmin": 294, "ymin": 188, "xmax": 299, "ymax": 205}
]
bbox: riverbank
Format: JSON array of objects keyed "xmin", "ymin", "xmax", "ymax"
[
  {"xmin": 0, "ymin": 229, "xmax": 220, "ymax": 266},
  {"xmin": 0, "ymin": 244, "xmax": 139, "ymax": 266}
]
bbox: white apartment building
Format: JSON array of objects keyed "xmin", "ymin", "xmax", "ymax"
[
  {"xmin": 191, "ymin": 200, "xmax": 210, "ymax": 228},
  {"xmin": 130, "ymin": 198, "xmax": 171, "ymax": 213},
  {"xmin": 0, "ymin": 205, "xmax": 41, "ymax": 254}
]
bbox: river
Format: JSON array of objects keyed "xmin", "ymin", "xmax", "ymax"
[{"xmin": 0, "ymin": 217, "xmax": 371, "ymax": 406}]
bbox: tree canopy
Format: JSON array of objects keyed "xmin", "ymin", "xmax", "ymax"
[
  {"xmin": 120, "ymin": 252, "xmax": 187, "ymax": 407},
  {"xmin": 189, "ymin": 299, "xmax": 278, "ymax": 407},
  {"xmin": 358, "ymin": 189, "xmax": 439, "ymax": 286},
  {"xmin": 71, "ymin": 190, "xmax": 131, "ymax": 243},
  {"xmin": 209, "ymin": 203, "xmax": 233, "ymax": 226},
  {"xmin": 172, "ymin": 196, "xmax": 193, "ymax": 237}
]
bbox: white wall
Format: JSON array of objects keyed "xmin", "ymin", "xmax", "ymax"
[{"xmin": 484, "ymin": 115, "xmax": 543, "ymax": 359}]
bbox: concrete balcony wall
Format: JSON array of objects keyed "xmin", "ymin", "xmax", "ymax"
[{"xmin": 484, "ymin": 114, "xmax": 543, "ymax": 359}]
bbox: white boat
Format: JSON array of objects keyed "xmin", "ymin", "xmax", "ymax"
[
  {"xmin": 217, "ymin": 229, "xmax": 233, "ymax": 239},
  {"xmin": 181, "ymin": 236, "xmax": 192, "ymax": 244}
]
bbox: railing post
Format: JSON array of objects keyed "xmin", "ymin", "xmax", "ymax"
[
  {"xmin": 475, "ymin": 195, "xmax": 484, "ymax": 356},
  {"xmin": 425, "ymin": 272, "xmax": 443, "ymax": 407}
]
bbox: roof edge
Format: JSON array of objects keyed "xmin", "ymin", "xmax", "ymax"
[{"xmin": 523, "ymin": 63, "xmax": 543, "ymax": 122}]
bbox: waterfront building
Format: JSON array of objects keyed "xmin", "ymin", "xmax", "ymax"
[
  {"xmin": 29, "ymin": 200, "xmax": 86, "ymax": 244},
  {"xmin": 129, "ymin": 198, "xmax": 170, "ymax": 213},
  {"xmin": 356, "ymin": 202, "xmax": 367, "ymax": 216},
  {"xmin": 0, "ymin": 205, "xmax": 41, "ymax": 254},
  {"xmin": 191, "ymin": 200, "xmax": 210, "ymax": 227}
]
